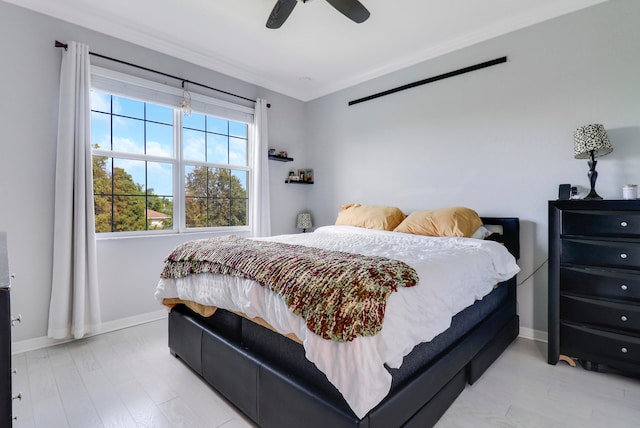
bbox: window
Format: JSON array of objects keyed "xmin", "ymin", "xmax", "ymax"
[
  {"xmin": 182, "ymin": 113, "xmax": 248, "ymax": 228},
  {"xmin": 90, "ymin": 67, "xmax": 254, "ymax": 235}
]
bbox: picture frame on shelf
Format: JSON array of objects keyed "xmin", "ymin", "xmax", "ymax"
[
  {"xmin": 305, "ymin": 169, "xmax": 314, "ymax": 182},
  {"xmin": 298, "ymin": 169, "xmax": 306, "ymax": 182}
]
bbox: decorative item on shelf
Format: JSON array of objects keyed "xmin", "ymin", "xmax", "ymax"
[
  {"xmin": 623, "ymin": 184, "xmax": 638, "ymax": 200},
  {"xmin": 286, "ymin": 169, "xmax": 314, "ymax": 184},
  {"xmin": 573, "ymin": 123, "xmax": 613, "ymax": 200},
  {"xmin": 296, "ymin": 212, "xmax": 313, "ymax": 233},
  {"xmin": 268, "ymin": 149, "xmax": 294, "ymax": 162}
]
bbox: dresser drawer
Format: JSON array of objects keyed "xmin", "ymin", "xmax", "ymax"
[
  {"xmin": 560, "ymin": 322, "xmax": 640, "ymax": 366},
  {"xmin": 562, "ymin": 239, "xmax": 640, "ymax": 270},
  {"xmin": 563, "ymin": 210, "xmax": 640, "ymax": 237},
  {"xmin": 560, "ymin": 267, "xmax": 640, "ymax": 301},
  {"xmin": 561, "ymin": 295, "xmax": 640, "ymax": 332}
]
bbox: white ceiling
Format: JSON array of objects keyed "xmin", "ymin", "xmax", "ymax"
[{"xmin": 7, "ymin": 0, "xmax": 606, "ymax": 101}]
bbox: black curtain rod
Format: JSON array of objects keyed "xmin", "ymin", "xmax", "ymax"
[
  {"xmin": 55, "ymin": 40, "xmax": 269, "ymax": 107},
  {"xmin": 348, "ymin": 56, "xmax": 508, "ymax": 106}
]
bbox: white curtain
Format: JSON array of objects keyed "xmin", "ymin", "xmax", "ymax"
[
  {"xmin": 48, "ymin": 42, "xmax": 101, "ymax": 339},
  {"xmin": 250, "ymin": 99, "xmax": 271, "ymax": 237}
]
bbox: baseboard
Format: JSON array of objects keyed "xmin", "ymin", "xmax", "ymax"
[
  {"xmin": 518, "ymin": 326, "xmax": 548, "ymax": 343},
  {"xmin": 13, "ymin": 311, "xmax": 548, "ymax": 353},
  {"xmin": 12, "ymin": 309, "xmax": 168, "ymax": 354}
]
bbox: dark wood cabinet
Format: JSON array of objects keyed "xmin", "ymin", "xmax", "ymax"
[
  {"xmin": 548, "ymin": 200, "xmax": 640, "ymax": 375},
  {"xmin": 0, "ymin": 232, "xmax": 12, "ymax": 425}
]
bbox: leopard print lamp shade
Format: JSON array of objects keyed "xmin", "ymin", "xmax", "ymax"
[{"xmin": 574, "ymin": 124, "xmax": 613, "ymax": 159}]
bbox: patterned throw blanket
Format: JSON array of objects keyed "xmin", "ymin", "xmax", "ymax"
[{"xmin": 161, "ymin": 236, "xmax": 419, "ymax": 342}]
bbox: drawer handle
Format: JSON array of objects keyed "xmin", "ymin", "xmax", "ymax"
[
  {"xmin": 620, "ymin": 253, "xmax": 628, "ymax": 259},
  {"xmin": 621, "ymin": 284, "xmax": 628, "ymax": 291},
  {"xmin": 620, "ymin": 221, "xmax": 628, "ymax": 227},
  {"xmin": 621, "ymin": 315, "xmax": 628, "ymax": 322},
  {"xmin": 12, "ymin": 392, "xmax": 21, "ymax": 401},
  {"xmin": 621, "ymin": 347, "xmax": 628, "ymax": 354}
]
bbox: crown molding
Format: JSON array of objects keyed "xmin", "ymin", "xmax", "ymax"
[{"xmin": 4, "ymin": 0, "xmax": 607, "ymax": 102}]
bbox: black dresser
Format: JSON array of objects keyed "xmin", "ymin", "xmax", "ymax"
[
  {"xmin": 0, "ymin": 232, "xmax": 12, "ymax": 425},
  {"xmin": 548, "ymin": 200, "xmax": 640, "ymax": 375}
]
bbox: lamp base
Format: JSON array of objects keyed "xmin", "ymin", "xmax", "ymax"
[
  {"xmin": 584, "ymin": 153, "xmax": 603, "ymax": 200},
  {"xmin": 583, "ymin": 190, "xmax": 603, "ymax": 200}
]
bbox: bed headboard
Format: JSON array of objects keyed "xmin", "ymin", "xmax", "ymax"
[{"xmin": 480, "ymin": 217, "xmax": 520, "ymax": 260}]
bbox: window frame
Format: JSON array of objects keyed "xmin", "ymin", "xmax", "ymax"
[{"xmin": 91, "ymin": 67, "xmax": 255, "ymax": 237}]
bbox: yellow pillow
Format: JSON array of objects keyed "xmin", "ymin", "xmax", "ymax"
[
  {"xmin": 335, "ymin": 203, "xmax": 406, "ymax": 231},
  {"xmin": 393, "ymin": 206, "xmax": 483, "ymax": 237}
]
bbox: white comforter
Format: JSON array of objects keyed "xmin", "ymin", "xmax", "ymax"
[{"xmin": 154, "ymin": 225, "xmax": 520, "ymax": 418}]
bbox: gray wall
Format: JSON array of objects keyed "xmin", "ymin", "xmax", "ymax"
[
  {"xmin": 2, "ymin": 0, "xmax": 639, "ymax": 344},
  {"xmin": 305, "ymin": 0, "xmax": 640, "ymax": 337},
  {"xmin": 0, "ymin": 1, "xmax": 308, "ymax": 342}
]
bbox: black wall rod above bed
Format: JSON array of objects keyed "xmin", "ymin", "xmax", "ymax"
[
  {"xmin": 54, "ymin": 40, "xmax": 270, "ymax": 107},
  {"xmin": 348, "ymin": 56, "xmax": 508, "ymax": 106}
]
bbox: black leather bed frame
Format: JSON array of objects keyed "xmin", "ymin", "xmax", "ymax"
[{"xmin": 167, "ymin": 218, "xmax": 520, "ymax": 427}]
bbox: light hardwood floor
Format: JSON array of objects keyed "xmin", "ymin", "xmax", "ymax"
[{"xmin": 11, "ymin": 319, "xmax": 640, "ymax": 428}]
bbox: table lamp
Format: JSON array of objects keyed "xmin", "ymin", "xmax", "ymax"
[
  {"xmin": 574, "ymin": 124, "xmax": 613, "ymax": 200},
  {"xmin": 296, "ymin": 212, "xmax": 313, "ymax": 233}
]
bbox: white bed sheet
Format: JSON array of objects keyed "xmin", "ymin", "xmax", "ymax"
[{"xmin": 155, "ymin": 225, "xmax": 520, "ymax": 418}]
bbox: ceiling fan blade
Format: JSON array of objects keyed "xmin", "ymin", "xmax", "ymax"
[
  {"xmin": 266, "ymin": 0, "xmax": 298, "ymax": 29},
  {"xmin": 325, "ymin": 0, "xmax": 370, "ymax": 23}
]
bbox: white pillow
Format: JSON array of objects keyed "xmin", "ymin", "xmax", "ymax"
[{"xmin": 471, "ymin": 225, "xmax": 493, "ymax": 239}]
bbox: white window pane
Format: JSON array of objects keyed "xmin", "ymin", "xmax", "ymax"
[
  {"xmin": 229, "ymin": 121, "xmax": 247, "ymax": 138},
  {"xmin": 146, "ymin": 122, "xmax": 174, "ymax": 157},
  {"xmin": 113, "ymin": 195, "xmax": 146, "ymax": 232},
  {"xmin": 183, "ymin": 129, "xmax": 206, "ymax": 162},
  {"xmin": 91, "ymin": 91, "xmax": 111, "ymax": 113},
  {"xmin": 207, "ymin": 133, "xmax": 229, "ymax": 164},
  {"xmin": 147, "ymin": 162, "xmax": 173, "ymax": 197},
  {"xmin": 230, "ymin": 198, "xmax": 247, "ymax": 226},
  {"xmin": 146, "ymin": 103, "xmax": 173, "ymax": 125},
  {"xmin": 206, "ymin": 116, "xmax": 228, "ymax": 134},
  {"xmin": 91, "ymin": 111, "xmax": 111, "ymax": 150},
  {"xmin": 147, "ymin": 197, "xmax": 173, "ymax": 230},
  {"xmin": 232, "ymin": 170, "xmax": 248, "ymax": 197},
  {"xmin": 114, "ymin": 158, "xmax": 145, "ymax": 192},
  {"xmin": 229, "ymin": 137, "xmax": 247, "ymax": 166},
  {"xmin": 113, "ymin": 96, "xmax": 144, "ymax": 119},
  {"xmin": 113, "ymin": 116, "xmax": 144, "ymax": 154},
  {"xmin": 184, "ymin": 165, "xmax": 207, "ymax": 197},
  {"xmin": 183, "ymin": 112, "xmax": 206, "ymax": 131}
]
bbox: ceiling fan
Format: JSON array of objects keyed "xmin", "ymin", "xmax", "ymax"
[{"xmin": 266, "ymin": 0, "xmax": 370, "ymax": 29}]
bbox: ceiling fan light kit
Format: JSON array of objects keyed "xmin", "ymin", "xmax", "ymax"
[{"xmin": 267, "ymin": 0, "xmax": 370, "ymax": 29}]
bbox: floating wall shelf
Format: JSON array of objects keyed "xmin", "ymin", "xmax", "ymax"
[{"xmin": 268, "ymin": 154, "xmax": 294, "ymax": 162}]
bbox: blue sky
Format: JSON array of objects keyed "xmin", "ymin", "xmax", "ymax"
[{"xmin": 91, "ymin": 91, "xmax": 248, "ymax": 197}]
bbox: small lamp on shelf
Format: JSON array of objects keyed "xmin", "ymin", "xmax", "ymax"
[
  {"xmin": 296, "ymin": 212, "xmax": 313, "ymax": 233},
  {"xmin": 573, "ymin": 123, "xmax": 613, "ymax": 200}
]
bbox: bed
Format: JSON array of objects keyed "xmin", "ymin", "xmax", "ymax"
[{"xmin": 155, "ymin": 210, "xmax": 520, "ymax": 428}]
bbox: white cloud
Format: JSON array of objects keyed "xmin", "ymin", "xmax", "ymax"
[
  {"xmin": 112, "ymin": 136, "xmax": 144, "ymax": 154},
  {"xmin": 91, "ymin": 92, "xmax": 110, "ymax": 113},
  {"xmin": 146, "ymin": 140, "xmax": 173, "ymax": 158}
]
